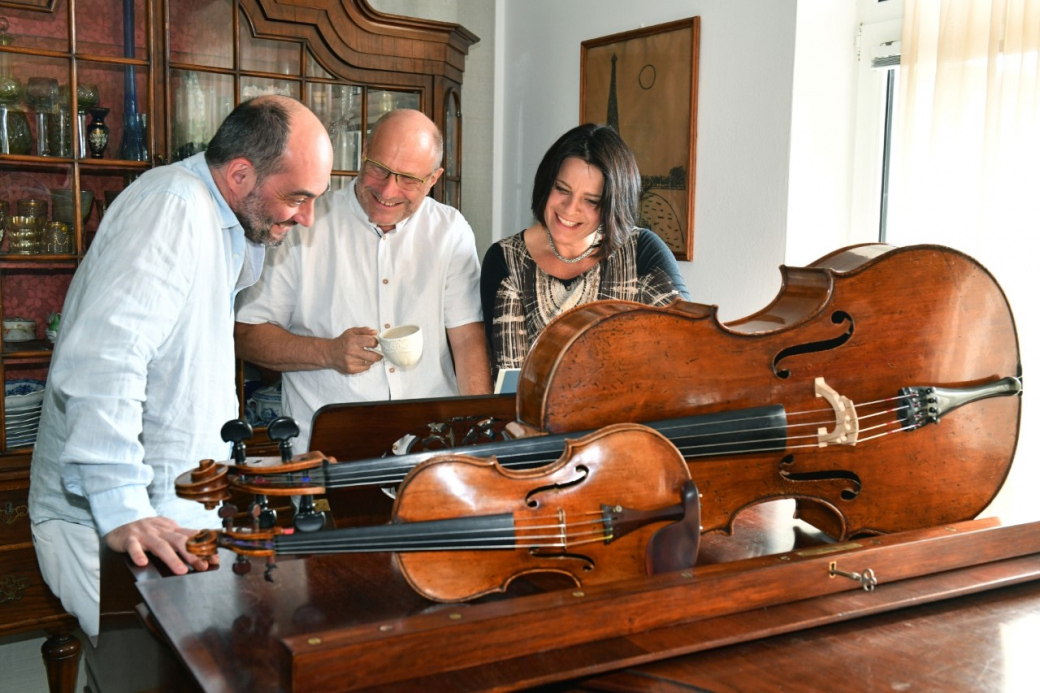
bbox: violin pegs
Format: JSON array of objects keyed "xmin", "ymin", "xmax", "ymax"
[
  {"xmin": 267, "ymin": 416, "xmax": 300, "ymax": 462},
  {"xmin": 263, "ymin": 559, "xmax": 278, "ymax": 583},
  {"xmin": 232, "ymin": 556, "xmax": 252, "ymax": 576},
  {"xmin": 293, "ymin": 505, "xmax": 326, "ymax": 533},
  {"xmin": 220, "ymin": 419, "xmax": 253, "ymax": 463},
  {"xmin": 250, "ymin": 498, "xmax": 278, "ymax": 530}
]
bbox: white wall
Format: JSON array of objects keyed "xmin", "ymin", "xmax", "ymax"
[
  {"xmin": 374, "ymin": 0, "xmax": 805, "ymax": 322},
  {"xmin": 496, "ymin": 0, "xmax": 799, "ymax": 322},
  {"xmin": 785, "ymin": 0, "xmax": 860, "ymax": 265}
]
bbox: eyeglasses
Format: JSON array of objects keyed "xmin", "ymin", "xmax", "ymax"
[{"xmin": 361, "ymin": 157, "xmax": 436, "ymax": 192}]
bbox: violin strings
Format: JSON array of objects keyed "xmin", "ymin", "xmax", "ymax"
[
  {"xmin": 249, "ymin": 512, "xmax": 618, "ymax": 554},
  {"xmin": 231, "ymin": 392, "xmax": 925, "ymax": 490}
]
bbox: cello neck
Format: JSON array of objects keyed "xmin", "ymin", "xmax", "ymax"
[{"xmin": 321, "ymin": 405, "xmax": 789, "ymax": 489}]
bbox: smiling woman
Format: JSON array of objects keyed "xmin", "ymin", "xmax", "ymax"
[{"xmin": 480, "ymin": 123, "xmax": 690, "ymax": 379}]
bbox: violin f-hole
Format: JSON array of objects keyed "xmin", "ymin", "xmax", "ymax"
[
  {"xmin": 525, "ymin": 465, "xmax": 590, "ymax": 508},
  {"xmin": 772, "ymin": 310, "xmax": 854, "ymax": 379},
  {"xmin": 528, "ymin": 548, "xmax": 596, "ymax": 573}
]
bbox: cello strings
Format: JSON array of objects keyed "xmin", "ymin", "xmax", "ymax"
[{"xmin": 229, "ymin": 393, "xmax": 925, "ymax": 491}]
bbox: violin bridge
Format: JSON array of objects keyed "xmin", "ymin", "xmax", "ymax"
[{"xmin": 814, "ymin": 377, "xmax": 860, "ymax": 447}]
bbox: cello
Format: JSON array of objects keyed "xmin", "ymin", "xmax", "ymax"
[{"xmin": 516, "ymin": 243, "xmax": 1022, "ymax": 539}]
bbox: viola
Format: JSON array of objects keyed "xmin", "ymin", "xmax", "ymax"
[{"xmin": 185, "ymin": 423, "xmax": 701, "ymax": 602}]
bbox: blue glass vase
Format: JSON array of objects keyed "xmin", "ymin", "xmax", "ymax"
[{"xmin": 117, "ymin": 0, "xmax": 147, "ymax": 162}]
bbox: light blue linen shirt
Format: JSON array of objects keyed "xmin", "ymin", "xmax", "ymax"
[{"xmin": 29, "ymin": 153, "xmax": 265, "ymax": 536}]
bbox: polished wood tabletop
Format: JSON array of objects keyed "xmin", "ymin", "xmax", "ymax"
[
  {"xmin": 91, "ymin": 391, "xmax": 1040, "ymax": 692},
  {"xmin": 91, "ymin": 497, "xmax": 1040, "ymax": 692}
]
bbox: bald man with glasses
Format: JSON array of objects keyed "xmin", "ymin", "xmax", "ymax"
[{"xmin": 235, "ymin": 109, "xmax": 492, "ymax": 451}]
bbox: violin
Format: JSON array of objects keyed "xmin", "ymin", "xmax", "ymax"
[{"xmin": 185, "ymin": 423, "xmax": 701, "ymax": 602}]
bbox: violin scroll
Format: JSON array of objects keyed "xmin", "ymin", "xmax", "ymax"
[
  {"xmin": 176, "ymin": 458, "xmax": 231, "ymax": 510},
  {"xmin": 186, "ymin": 526, "xmax": 282, "ymax": 558}
]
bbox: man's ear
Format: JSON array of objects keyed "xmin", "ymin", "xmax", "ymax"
[
  {"xmin": 223, "ymin": 157, "xmax": 256, "ymax": 199},
  {"xmin": 427, "ymin": 167, "xmax": 445, "ymax": 188}
]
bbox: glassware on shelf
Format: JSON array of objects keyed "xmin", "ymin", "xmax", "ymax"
[
  {"xmin": 77, "ymin": 83, "xmax": 99, "ymax": 111},
  {"xmin": 328, "ymin": 86, "xmax": 361, "ymax": 171},
  {"xmin": 50, "ymin": 189, "xmax": 93, "ymax": 227},
  {"xmin": 175, "ymin": 71, "xmax": 211, "ymax": 161},
  {"xmin": 117, "ymin": 0, "xmax": 147, "ymax": 162},
  {"xmin": 7, "ymin": 215, "xmax": 38, "ymax": 255},
  {"xmin": 25, "ymin": 77, "xmax": 59, "ymax": 157},
  {"xmin": 43, "ymin": 221, "xmax": 72, "ymax": 254},
  {"xmin": 16, "ymin": 197, "xmax": 47, "ymax": 219},
  {"xmin": 87, "ymin": 107, "xmax": 110, "ymax": 158},
  {"xmin": 46, "ymin": 105, "xmax": 72, "ymax": 158},
  {"xmin": 0, "ymin": 105, "xmax": 31, "ymax": 155},
  {"xmin": 0, "ymin": 17, "xmax": 29, "ymax": 156}
]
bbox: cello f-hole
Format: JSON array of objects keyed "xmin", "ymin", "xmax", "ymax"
[
  {"xmin": 773, "ymin": 311, "xmax": 855, "ymax": 379},
  {"xmin": 780, "ymin": 454, "xmax": 863, "ymax": 501}
]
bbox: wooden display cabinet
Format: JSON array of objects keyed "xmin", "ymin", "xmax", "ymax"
[{"xmin": 0, "ymin": 1, "xmax": 477, "ymax": 690}]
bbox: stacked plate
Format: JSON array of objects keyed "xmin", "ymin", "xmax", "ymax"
[{"xmin": 5, "ymin": 379, "xmax": 45, "ymax": 449}]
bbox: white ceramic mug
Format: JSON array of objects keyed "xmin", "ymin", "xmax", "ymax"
[{"xmin": 372, "ymin": 324, "xmax": 423, "ymax": 368}]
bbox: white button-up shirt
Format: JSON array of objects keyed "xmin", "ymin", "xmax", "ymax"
[{"xmin": 235, "ymin": 180, "xmax": 482, "ymax": 450}]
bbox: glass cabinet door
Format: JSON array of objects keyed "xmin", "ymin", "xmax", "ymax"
[
  {"xmin": 164, "ymin": 2, "xmax": 421, "ymax": 194},
  {"xmin": 307, "ymin": 82, "xmax": 362, "ymax": 174},
  {"xmin": 169, "ymin": 69, "xmax": 233, "ymax": 162},
  {"xmin": 443, "ymin": 89, "xmax": 462, "ymax": 208}
]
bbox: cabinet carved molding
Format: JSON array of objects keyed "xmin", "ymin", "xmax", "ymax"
[{"xmin": 246, "ymin": 0, "xmax": 477, "ymax": 87}]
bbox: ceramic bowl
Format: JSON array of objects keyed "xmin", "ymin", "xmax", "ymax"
[
  {"xmin": 50, "ymin": 189, "xmax": 94, "ymax": 226},
  {"xmin": 2, "ymin": 317, "xmax": 36, "ymax": 342},
  {"xmin": 4, "ymin": 378, "xmax": 46, "ymax": 411},
  {"xmin": 245, "ymin": 383, "xmax": 282, "ymax": 427}
]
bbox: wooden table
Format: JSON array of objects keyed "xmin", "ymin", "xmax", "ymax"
[
  {"xmin": 89, "ymin": 393, "xmax": 1039, "ymax": 690},
  {"xmin": 88, "ymin": 499, "xmax": 1040, "ymax": 692}
]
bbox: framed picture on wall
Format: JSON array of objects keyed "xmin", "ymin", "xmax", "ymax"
[{"xmin": 580, "ymin": 18, "xmax": 700, "ymax": 261}]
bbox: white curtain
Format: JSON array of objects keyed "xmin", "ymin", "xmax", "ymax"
[
  {"xmin": 891, "ymin": 0, "xmax": 1039, "ymax": 248},
  {"xmin": 890, "ymin": 0, "xmax": 1038, "ymax": 522}
]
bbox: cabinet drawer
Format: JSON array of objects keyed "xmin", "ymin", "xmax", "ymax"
[
  {"xmin": 0, "ymin": 486, "xmax": 32, "ymax": 547},
  {"xmin": 0, "ymin": 545, "xmax": 70, "ymax": 634}
]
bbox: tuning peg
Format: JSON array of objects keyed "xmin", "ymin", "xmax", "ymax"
[
  {"xmin": 233, "ymin": 556, "xmax": 252, "ymax": 576},
  {"xmin": 220, "ymin": 419, "xmax": 253, "ymax": 463},
  {"xmin": 293, "ymin": 496, "xmax": 326, "ymax": 534},
  {"xmin": 267, "ymin": 416, "xmax": 299, "ymax": 461}
]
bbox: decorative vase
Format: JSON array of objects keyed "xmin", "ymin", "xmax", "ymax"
[
  {"xmin": 117, "ymin": 0, "xmax": 147, "ymax": 162},
  {"xmin": 87, "ymin": 107, "xmax": 109, "ymax": 159}
]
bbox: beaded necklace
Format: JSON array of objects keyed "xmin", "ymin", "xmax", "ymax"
[{"xmin": 545, "ymin": 226, "xmax": 601, "ymax": 263}]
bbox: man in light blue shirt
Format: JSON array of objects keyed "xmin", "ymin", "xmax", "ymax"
[{"xmin": 29, "ymin": 95, "xmax": 333, "ymax": 639}]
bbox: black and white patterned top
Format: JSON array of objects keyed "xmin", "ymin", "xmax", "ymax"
[{"xmin": 480, "ymin": 228, "xmax": 689, "ymax": 376}]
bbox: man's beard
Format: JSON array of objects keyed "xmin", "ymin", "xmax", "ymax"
[{"xmin": 237, "ymin": 186, "xmax": 293, "ymax": 247}]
